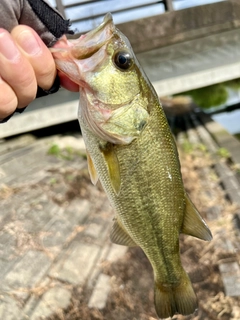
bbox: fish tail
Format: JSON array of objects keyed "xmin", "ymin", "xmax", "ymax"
[{"xmin": 154, "ymin": 272, "xmax": 197, "ymax": 319}]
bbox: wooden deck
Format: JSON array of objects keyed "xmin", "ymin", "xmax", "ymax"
[{"xmin": 0, "ymin": 110, "xmax": 240, "ymax": 319}]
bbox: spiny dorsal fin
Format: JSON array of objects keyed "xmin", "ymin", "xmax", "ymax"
[
  {"xmin": 101, "ymin": 143, "xmax": 121, "ymax": 195},
  {"xmin": 110, "ymin": 218, "xmax": 137, "ymax": 247},
  {"xmin": 181, "ymin": 193, "xmax": 212, "ymax": 241},
  {"xmin": 86, "ymin": 150, "xmax": 98, "ymax": 185}
]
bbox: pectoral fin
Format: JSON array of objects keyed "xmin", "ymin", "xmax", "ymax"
[
  {"xmin": 86, "ymin": 150, "xmax": 98, "ymax": 185},
  {"xmin": 110, "ymin": 218, "xmax": 137, "ymax": 247},
  {"xmin": 182, "ymin": 194, "xmax": 212, "ymax": 241},
  {"xmin": 101, "ymin": 143, "xmax": 121, "ymax": 195}
]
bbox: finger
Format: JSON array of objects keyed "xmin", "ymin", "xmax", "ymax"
[
  {"xmin": 0, "ymin": 77, "xmax": 18, "ymax": 120},
  {"xmin": 11, "ymin": 25, "xmax": 56, "ymax": 91},
  {"xmin": 0, "ymin": 28, "xmax": 37, "ymax": 109}
]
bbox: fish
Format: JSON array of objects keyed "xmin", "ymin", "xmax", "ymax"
[{"xmin": 50, "ymin": 13, "xmax": 212, "ymax": 319}]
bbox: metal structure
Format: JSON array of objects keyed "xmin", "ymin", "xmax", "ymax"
[
  {"xmin": 54, "ymin": 0, "xmax": 173, "ymax": 33},
  {"xmin": 55, "ymin": 0, "xmax": 174, "ymax": 18}
]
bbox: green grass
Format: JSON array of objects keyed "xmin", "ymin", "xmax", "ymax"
[{"xmin": 47, "ymin": 144, "xmax": 86, "ymax": 161}]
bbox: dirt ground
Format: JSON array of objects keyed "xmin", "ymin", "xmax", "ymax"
[{"xmin": 48, "ymin": 144, "xmax": 240, "ymax": 320}]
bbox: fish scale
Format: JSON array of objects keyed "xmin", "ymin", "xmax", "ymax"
[
  {"xmin": 51, "ymin": 13, "xmax": 212, "ymax": 319},
  {"xmin": 83, "ymin": 101, "xmax": 185, "ymax": 290}
]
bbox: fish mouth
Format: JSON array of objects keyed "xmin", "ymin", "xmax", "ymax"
[
  {"xmin": 51, "ymin": 13, "xmax": 114, "ymax": 58},
  {"xmin": 50, "ymin": 13, "xmax": 115, "ymax": 89},
  {"xmin": 71, "ymin": 13, "xmax": 114, "ymax": 60}
]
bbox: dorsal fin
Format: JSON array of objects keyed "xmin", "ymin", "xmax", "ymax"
[{"xmin": 181, "ymin": 193, "xmax": 212, "ymax": 241}]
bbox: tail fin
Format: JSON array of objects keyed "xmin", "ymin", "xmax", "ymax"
[{"xmin": 154, "ymin": 272, "xmax": 197, "ymax": 319}]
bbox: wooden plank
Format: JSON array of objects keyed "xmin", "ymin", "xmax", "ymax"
[
  {"xmin": 190, "ymin": 113, "xmax": 240, "ymax": 205},
  {"xmin": 117, "ymin": 1, "xmax": 240, "ymax": 53},
  {"xmin": 198, "ymin": 112, "xmax": 240, "ymax": 165}
]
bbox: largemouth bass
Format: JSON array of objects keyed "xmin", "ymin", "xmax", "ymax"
[{"xmin": 51, "ymin": 13, "xmax": 212, "ymax": 319}]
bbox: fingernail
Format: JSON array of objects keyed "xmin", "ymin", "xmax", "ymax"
[
  {"xmin": 16, "ymin": 29, "xmax": 42, "ymax": 56},
  {"xmin": 0, "ymin": 29, "xmax": 20, "ymax": 61}
]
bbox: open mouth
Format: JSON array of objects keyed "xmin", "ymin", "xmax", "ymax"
[
  {"xmin": 68, "ymin": 13, "xmax": 114, "ymax": 60},
  {"xmin": 73, "ymin": 13, "xmax": 114, "ymax": 60}
]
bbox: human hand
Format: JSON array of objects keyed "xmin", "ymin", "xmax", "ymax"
[{"xmin": 0, "ymin": 25, "xmax": 78, "ymax": 121}]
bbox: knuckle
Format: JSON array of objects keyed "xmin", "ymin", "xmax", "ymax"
[
  {"xmin": 5, "ymin": 62, "xmax": 38, "ymax": 107},
  {"xmin": 36, "ymin": 64, "xmax": 54, "ymax": 80},
  {"xmin": 0, "ymin": 81, "xmax": 17, "ymax": 119},
  {"xmin": 0, "ymin": 53, "xmax": 36, "ymax": 90},
  {"xmin": 30, "ymin": 49, "xmax": 56, "ymax": 89},
  {"xmin": 16, "ymin": 83, "xmax": 37, "ymax": 108},
  {"xmin": 35, "ymin": 61, "xmax": 56, "ymax": 88}
]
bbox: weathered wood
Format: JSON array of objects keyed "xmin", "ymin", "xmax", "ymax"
[
  {"xmin": 198, "ymin": 112, "xmax": 240, "ymax": 166},
  {"xmin": 177, "ymin": 112, "xmax": 240, "ymax": 298},
  {"xmin": 189, "ymin": 113, "xmax": 240, "ymax": 206},
  {"xmin": 2, "ymin": 118, "xmax": 240, "ymax": 317},
  {"xmin": 117, "ymin": 0, "xmax": 240, "ymax": 53}
]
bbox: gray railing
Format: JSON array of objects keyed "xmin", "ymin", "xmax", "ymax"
[{"xmin": 54, "ymin": 0, "xmax": 174, "ymax": 33}]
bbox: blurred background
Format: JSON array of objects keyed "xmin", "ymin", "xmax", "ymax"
[{"xmin": 1, "ymin": 1, "xmax": 240, "ymax": 320}]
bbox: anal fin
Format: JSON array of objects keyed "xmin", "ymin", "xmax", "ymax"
[
  {"xmin": 110, "ymin": 218, "xmax": 137, "ymax": 247},
  {"xmin": 182, "ymin": 193, "xmax": 212, "ymax": 241}
]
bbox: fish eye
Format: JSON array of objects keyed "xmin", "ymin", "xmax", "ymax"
[{"xmin": 114, "ymin": 51, "xmax": 133, "ymax": 70}]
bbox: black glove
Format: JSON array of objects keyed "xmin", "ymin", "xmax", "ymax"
[{"xmin": 0, "ymin": 0, "xmax": 74, "ymax": 123}]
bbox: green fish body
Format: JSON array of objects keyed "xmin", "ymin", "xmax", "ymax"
[{"xmin": 51, "ymin": 14, "xmax": 212, "ymax": 319}]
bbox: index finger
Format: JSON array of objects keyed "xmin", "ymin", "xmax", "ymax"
[
  {"xmin": 12, "ymin": 25, "xmax": 57, "ymax": 91},
  {"xmin": 0, "ymin": 29, "xmax": 37, "ymax": 108}
]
